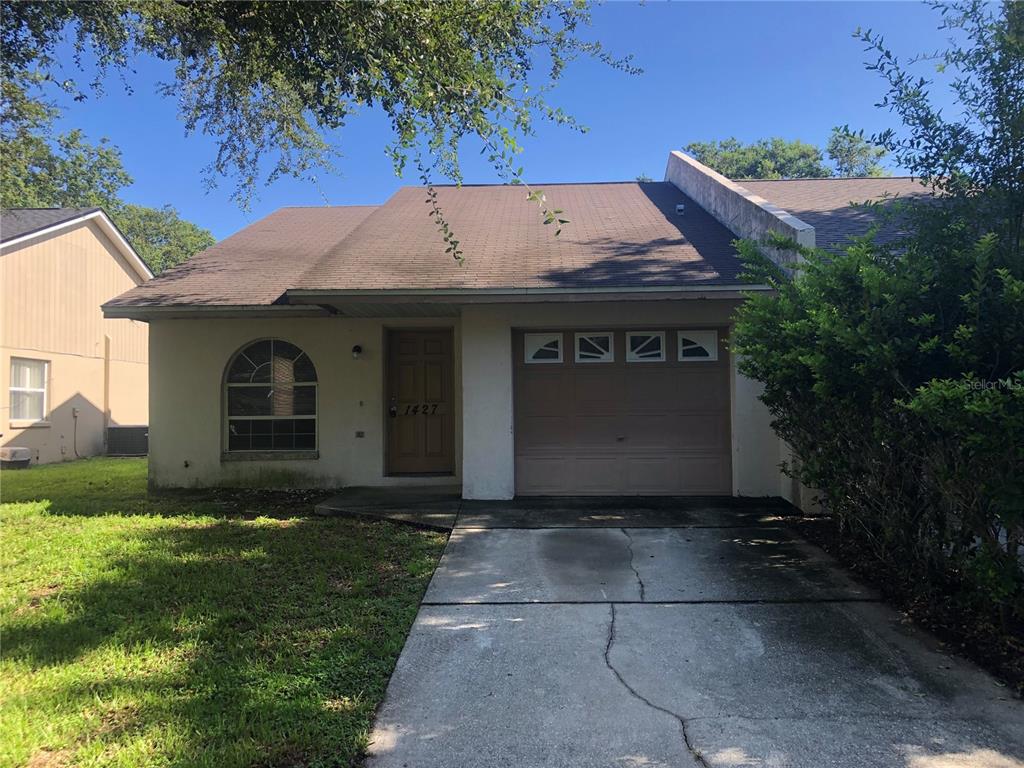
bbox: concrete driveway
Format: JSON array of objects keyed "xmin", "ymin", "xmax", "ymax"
[{"xmin": 366, "ymin": 500, "xmax": 1024, "ymax": 768}]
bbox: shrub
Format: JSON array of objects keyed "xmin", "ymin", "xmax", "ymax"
[
  {"xmin": 732, "ymin": 205, "xmax": 1023, "ymax": 629},
  {"xmin": 731, "ymin": 0, "xmax": 1024, "ymax": 638}
]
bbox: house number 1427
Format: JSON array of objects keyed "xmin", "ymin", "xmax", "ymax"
[{"xmin": 403, "ymin": 403, "xmax": 440, "ymax": 415}]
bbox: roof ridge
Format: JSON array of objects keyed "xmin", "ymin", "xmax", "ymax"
[
  {"xmin": 735, "ymin": 175, "xmax": 920, "ymax": 182},
  {"xmin": 1, "ymin": 206, "xmax": 101, "ymax": 211},
  {"xmin": 399, "ymin": 180, "xmax": 662, "ymax": 190},
  {"xmin": 277, "ymin": 204, "xmax": 380, "ymax": 210}
]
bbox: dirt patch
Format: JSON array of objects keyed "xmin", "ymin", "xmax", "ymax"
[
  {"xmin": 155, "ymin": 487, "xmax": 331, "ymax": 519},
  {"xmin": 27, "ymin": 584, "xmax": 61, "ymax": 605},
  {"xmin": 25, "ymin": 749, "xmax": 71, "ymax": 768},
  {"xmin": 97, "ymin": 704, "xmax": 142, "ymax": 738},
  {"xmin": 15, "ymin": 584, "xmax": 62, "ymax": 615}
]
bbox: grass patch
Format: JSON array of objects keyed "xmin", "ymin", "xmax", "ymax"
[{"xmin": 1, "ymin": 458, "xmax": 446, "ymax": 767}]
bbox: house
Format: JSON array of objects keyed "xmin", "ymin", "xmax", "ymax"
[
  {"xmin": 103, "ymin": 151, "xmax": 925, "ymax": 501},
  {"xmin": 1, "ymin": 208, "xmax": 152, "ymax": 464}
]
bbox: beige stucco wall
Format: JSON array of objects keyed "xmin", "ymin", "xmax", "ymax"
[
  {"xmin": 1, "ymin": 220, "xmax": 149, "ymax": 463},
  {"xmin": 147, "ymin": 300, "xmax": 784, "ymax": 498},
  {"xmin": 147, "ymin": 316, "xmax": 462, "ymax": 488},
  {"xmin": 460, "ymin": 300, "xmax": 783, "ymax": 500}
]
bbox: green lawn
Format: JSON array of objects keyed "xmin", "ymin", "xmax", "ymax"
[{"xmin": 0, "ymin": 458, "xmax": 446, "ymax": 768}]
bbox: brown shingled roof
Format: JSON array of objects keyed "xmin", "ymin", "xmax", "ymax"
[
  {"xmin": 292, "ymin": 182, "xmax": 741, "ymax": 293},
  {"xmin": 105, "ymin": 175, "xmax": 933, "ymax": 314},
  {"xmin": 105, "ymin": 206, "xmax": 376, "ymax": 308},
  {"xmin": 736, "ymin": 177, "xmax": 929, "ymax": 250},
  {"xmin": 1, "ymin": 207, "xmax": 102, "ymax": 242}
]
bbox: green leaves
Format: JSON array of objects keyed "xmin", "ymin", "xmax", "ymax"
[
  {"xmin": 0, "ymin": 77, "xmax": 214, "ymax": 274},
  {"xmin": 732, "ymin": 0, "xmax": 1024, "ymax": 631},
  {"xmin": 827, "ymin": 126, "xmax": 889, "ymax": 177},
  {"xmin": 684, "ymin": 136, "xmax": 834, "ymax": 179},
  {"xmin": 686, "ymin": 129, "xmax": 889, "ymax": 179},
  {"xmin": 114, "ymin": 205, "xmax": 217, "ymax": 275},
  {"xmin": 2, "ymin": 0, "xmax": 636, "ymax": 226},
  {"xmin": 526, "ymin": 189, "xmax": 568, "ymax": 235}
]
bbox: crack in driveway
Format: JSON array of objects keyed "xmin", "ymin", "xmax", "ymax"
[
  {"xmin": 620, "ymin": 528, "xmax": 646, "ymax": 601},
  {"xmin": 603, "ymin": 604, "xmax": 709, "ymax": 768}
]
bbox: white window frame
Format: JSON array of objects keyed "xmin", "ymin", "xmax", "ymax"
[
  {"xmin": 524, "ymin": 332, "xmax": 563, "ymax": 364},
  {"xmin": 224, "ymin": 339, "xmax": 318, "ymax": 453},
  {"xmin": 9, "ymin": 357, "xmax": 49, "ymax": 423},
  {"xmin": 677, "ymin": 330, "xmax": 719, "ymax": 362},
  {"xmin": 574, "ymin": 332, "xmax": 615, "ymax": 363},
  {"xmin": 625, "ymin": 331, "xmax": 666, "ymax": 363}
]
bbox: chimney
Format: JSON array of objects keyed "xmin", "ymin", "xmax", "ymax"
[{"xmin": 664, "ymin": 150, "xmax": 814, "ymax": 269}]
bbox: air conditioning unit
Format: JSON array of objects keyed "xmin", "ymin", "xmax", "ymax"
[
  {"xmin": 107, "ymin": 425, "xmax": 149, "ymax": 456},
  {"xmin": 0, "ymin": 447, "xmax": 32, "ymax": 469}
]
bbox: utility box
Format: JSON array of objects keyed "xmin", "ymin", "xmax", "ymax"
[
  {"xmin": 0, "ymin": 447, "xmax": 32, "ymax": 469},
  {"xmin": 107, "ymin": 425, "xmax": 149, "ymax": 456}
]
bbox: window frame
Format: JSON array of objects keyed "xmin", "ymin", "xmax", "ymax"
[
  {"xmin": 223, "ymin": 339, "xmax": 319, "ymax": 456},
  {"xmin": 9, "ymin": 357, "xmax": 49, "ymax": 424},
  {"xmin": 625, "ymin": 331, "xmax": 666, "ymax": 363},
  {"xmin": 574, "ymin": 332, "xmax": 615, "ymax": 364},
  {"xmin": 524, "ymin": 332, "xmax": 564, "ymax": 364},
  {"xmin": 677, "ymin": 330, "xmax": 719, "ymax": 362}
]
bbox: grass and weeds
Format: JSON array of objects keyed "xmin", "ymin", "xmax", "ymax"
[{"xmin": 0, "ymin": 458, "xmax": 446, "ymax": 767}]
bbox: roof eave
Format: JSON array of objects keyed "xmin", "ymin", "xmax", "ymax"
[
  {"xmin": 101, "ymin": 283, "xmax": 772, "ymax": 320},
  {"xmin": 284, "ymin": 284, "xmax": 769, "ymax": 305},
  {"xmin": 101, "ymin": 303, "xmax": 335, "ymax": 321}
]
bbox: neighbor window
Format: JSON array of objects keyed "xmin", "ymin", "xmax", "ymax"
[
  {"xmin": 225, "ymin": 339, "xmax": 317, "ymax": 452},
  {"xmin": 575, "ymin": 333, "xmax": 614, "ymax": 363},
  {"xmin": 677, "ymin": 330, "xmax": 719, "ymax": 361},
  {"xmin": 9, "ymin": 358, "xmax": 48, "ymax": 421},
  {"xmin": 626, "ymin": 332, "xmax": 665, "ymax": 362},
  {"xmin": 524, "ymin": 333, "xmax": 563, "ymax": 363}
]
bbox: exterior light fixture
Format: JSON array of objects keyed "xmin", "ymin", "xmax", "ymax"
[{"xmin": 352, "ymin": 345, "xmax": 363, "ymax": 359}]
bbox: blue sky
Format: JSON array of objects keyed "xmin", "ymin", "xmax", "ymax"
[{"xmin": 51, "ymin": 1, "xmax": 956, "ymax": 240}]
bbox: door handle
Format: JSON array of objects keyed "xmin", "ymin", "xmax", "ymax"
[
  {"xmin": 389, "ymin": 405, "xmax": 398, "ymax": 418},
  {"xmin": 616, "ymin": 436, "xmax": 626, "ymax": 441}
]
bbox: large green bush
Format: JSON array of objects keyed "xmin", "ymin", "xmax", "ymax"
[
  {"xmin": 733, "ymin": 209, "xmax": 1023, "ymax": 626},
  {"xmin": 731, "ymin": 0, "xmax": 1024, "ymax": 631}
]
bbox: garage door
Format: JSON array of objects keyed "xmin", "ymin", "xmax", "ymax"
[{"xmin": 514, "ymin": 329, "xmax": 731, "ymax": 495}]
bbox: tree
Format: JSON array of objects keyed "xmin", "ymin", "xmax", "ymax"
[
  {"xmin": 731, "ymin": 0, "xmax": 1023, "ymax": 645},
  {"xmin": 1, "ymin": 79, "xmax": 130, "ymax": 210},
  {"xmin": 826, "ymin": 126, "xmax": 888, "ymax": 177},
  {"xmin": 116, "ymin": 204, "xmax": 216, "ymax": 275},
  {"xmin": 2, "ymin": 79, "xmax": 215, "ymax": 274},
  {"xmin": 684, "ymin": 137, "xmax": 833, "ymax": 179},
  {"xmin": 686, "ymin": 130, "xmax": 889, "ymax": 179},
  {"xmin": 1, "ymin": 1, "xmax": 635, "ymax": 258}
]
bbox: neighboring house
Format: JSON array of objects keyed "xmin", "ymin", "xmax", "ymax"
[
  {"xmin": 103, "ymin": 151, "xmax": 926, "ymax": 502},
  {"xmin": 1, "ymin": 208, "xmax": 152, "ymax": 464}
]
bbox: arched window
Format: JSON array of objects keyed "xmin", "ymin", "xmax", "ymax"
[{"xmin": 225, "ymin": 339, "xmax": 317, "ymax": 452}]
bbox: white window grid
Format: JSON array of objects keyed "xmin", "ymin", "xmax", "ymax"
[
  {"xmin": 626, "ymin": 331, "xmax": 666, "ymax": 363},
  {"xmin": 9, "ymin": 358, "xmax": 48, "ymax": 421}
]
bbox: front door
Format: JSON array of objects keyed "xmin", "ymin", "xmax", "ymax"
[{"xmin": 386, "ymin": 329, "xmax": 455, "ymax": 474}]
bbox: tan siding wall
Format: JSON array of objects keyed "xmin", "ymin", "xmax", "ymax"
[
  {"xmin": 1, "ymin": 220, "xmax": 148, "ymax": 363},
  {"xmin": 1, "ymin": 220, "xmax": 149, "ymax": 463}
]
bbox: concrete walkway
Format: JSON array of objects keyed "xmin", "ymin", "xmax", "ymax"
[{"xmin": 366, "ymin": 501, "xmax": 1024, "ymax": 768}]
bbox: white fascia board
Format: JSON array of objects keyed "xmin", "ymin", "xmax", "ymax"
[
  {"xmin": 1, "ymin": 210, "xmax": 154, "ymax": 282},
  {"xmin": 285, "ymin": 283, "xmax": 769, "ymax": 300}
]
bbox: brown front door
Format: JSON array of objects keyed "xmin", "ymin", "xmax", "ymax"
[{"xmin": 386, "ymin": 329, "xmax": 455, "ymax": 475}]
